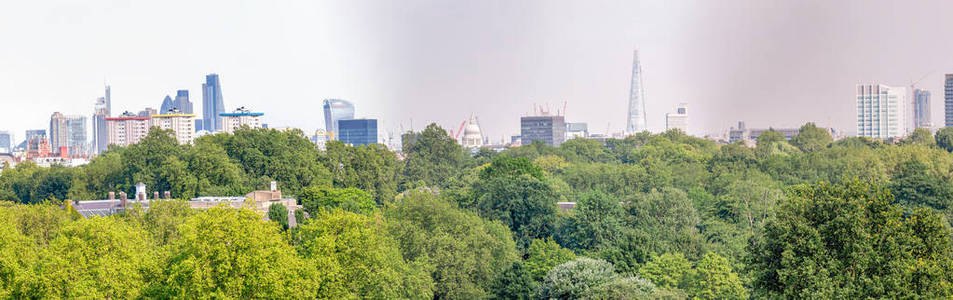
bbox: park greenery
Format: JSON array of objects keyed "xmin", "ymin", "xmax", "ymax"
[{"xmin": 3, "ymin": 123, "xmax": 953, "ymax": 298}]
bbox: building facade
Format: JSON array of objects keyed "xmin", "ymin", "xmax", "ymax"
[
  {"xmin": 106, "ymin": 113, "xmax": 151, "ymax": 147},
  {"xmin": 323, "ymin": 99, "xmax": 355, "ymax": 139},
  {"xmin": 151, "ymin": 112, "xmax": 196, "ymax": 144},
  {"xmin": 0, "ymin": 131, "xmax": 11, "ymax": 154},
  {"xmin": 461, "ymin": 114, "xmax": 484, "ymax": 148},
  {"xmin": 202, "ymin": 74, "xmax": 226, "ymax": 132},
  {"xmin": 857, "ymin": 84, "xmax": 906, "ymax": 139},
  {"xmin": 914, "ymin": 89, "xmax": 932, "ymax": 129},
  {"xmin": 946, "ymin": 74, "xmax": 953, "ymax": 127},
  {"xmin": 50, "ymin": 112, "xmax": 88, "ymax": 157},
  {"xmin": 521, "ymin": 115, "xmax": 566, "ymax": 146},
  {"xmin": 626, "ymin": 50, "xmax": 648, "ymax": 134},
  {"xmin": 92, "ymin": 97, "xmax": 109, "ymax": 155},
  {"xmin": 174, "ymin": 90, "xmax": 193, "ymax": 114},
  {"xmin": 566, "ymin": 122, "xmax": 589, "ymax": 140},
  {"xmin": 337, "ymin": 119, "xmax": 377, "ymax": 146},
  {"xmin": 219, "ymin": 107, "xmax": 264, "ymax": 133},
  {"xmin": 665, "ymin": 103, "xmax": 688, "ymax": 133}
]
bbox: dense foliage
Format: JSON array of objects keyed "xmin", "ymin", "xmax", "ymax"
[{"xmin": 3, "ymin": 123, "xmax": 953, "ymax": 298}]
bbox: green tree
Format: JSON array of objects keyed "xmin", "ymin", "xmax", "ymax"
[
  {"xmin": 890, "ymin": 159, "xmax": 953, "ymax": 212},
  {"xmin": 626, "ymin": 187, "xmax": 704, "ymax": 259},
  {"xmin": 755, "ymin": 129, "xmax": 785, "ymax": 148},
  {"xmin": 748, "ymin": 180, "xmax": 953, "ymax": 298},
  {"xmin": 324, "ymin": 141, "xmax": 402, "ymax": 203},
  {"xmin": 563, "ymin": 190, "xmax": 625, "ymax": 250},
  {"xmin": 294, "ymin": 210, "xmax": 433, "ymax": 299},
  {"xmin": 267, "ymin": 203, "xmax": 289, "ymax": 230},
  {"xmin": 639, "ymin": 252, "xmax": 693, "ymax": 290},
  {"xmin": 689, "ymin": 252, "xmax": 747, "ymax": 300},
  {"xmin": 402, "ymin": 124, "xmax": 466, "ymax": 189},
  {"xmin": 537, "ymin": 257, "xmax": 618, "ymax": 299},
  {"xmin": 525, "ymin": 238, "xmax": 577, "ymax": 281},
  {"xmin": 490, "ymin": 261, "xmax": 536, "ymax": 300},
  {"xmin": 161, "ymin": 206, "xmax": 324, "ymax": 298},
  {"xmin": 903, "ymin": 127, "xmax": 936, "ymax": 146},
  {"xmin": 384, "ymin": 190, "xmax": 518, "ymax": 299},
  {"xmin": 299, "ymin": 186, "xmax": 375, "ymax": 216},
  {"xmin": 937, "ymin": 127, "xmax": 953, "ymax": 152},
  {"xmin": 790, "ymin": 122, "xmax": 832, "ymax": 152},
  {"xmin": 475, "ymin": 175, "xmax": 560, "ymax": 248}
]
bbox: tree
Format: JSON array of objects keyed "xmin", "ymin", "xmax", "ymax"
[
  {"xmin": 937, "ymin": 127, "xmax": 953, "ymax": 152},
  {"xmin": 790, "ymin": 122, "xmax": 832, "ymax": 152},
  {"xmin": 293, "ymin": 210, "xmax": 433, "ymax": 299},
  {"xmin": 475, "ymin": 176, "xmax": 560, "ymax": 248},
  {"xmin": 890, "ymin": 159, "xmax": 953, "ymax": 212},
  {"xmin": 267, "ymin": 203, "xmax": 289, "ymax": 230},
  {"xmin": 402, "ymin": 124, "xmax": 466, "ymax": 189},
  {"xmin": 299, "ymin": 186, "xmax": 375, "ymax": 216},
  {"xmin": 479, "ymin": 156, "xmax": 543, "ymax": 181},
  {"xmin": 689, "ymin": 252, "xmax": 747, "ymax": 300},
  {"xmin": 562, "ymin": 190, "xmax": 625, "ymax": 250},
  {"xmin": 490, "ymin": 261, "xmax": 536, "ymax": 300},
  {"xmin": 755, "ymin": 129, "xmax": 785, "ymax": 148},
  {"xmin": 586, "ymin": 276, "xmax": 675, "ymax": 300},
  {"xmin": 625, "ymin": 187, "xmax": 704, "ymax": 259},
  {"xmin": 160, "ymin": 206, "xmax": 324, "ymax": 298},
  {"xmin": 384, "ymin": 190, "xmax": 518, "ymax": 299},
  {"xmin": 748, "ymin": 180, "xmax": 953, "ymax": 298},
  {"xmin": 639, "ymin": 252, "xmax": 693, "ymax": 290},
  {"xmin": 324, "ymin": 141, "xmax": 402, "ymax": 203},
  {"xmin": 525, "ymin": 238, "xmax": 577, "ymax": 281},
  {"xmin": 537, "ymin": 257, "xmax": 618, "ymax": 299},
  {"xmin": 903, "ymin": 127, "xmax": 935, "ymax": 146}
]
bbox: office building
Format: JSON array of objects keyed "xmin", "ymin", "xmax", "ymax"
[
  {"xmin": 566, "ymin": 122, "xmax": 589, "ymax": 139},
  {"xmin": 946, "ymin": 74, "xmax": 953, "ymax": 127},
  {"xmin": 50, "ymin": 112, "xmax": 88, "ymax": 157},
  {"xmin": 106, "ymin": 112, "xmax": 151, "ymax": 147},
  {"xmin": 160, "ymin": 96, "xmax": 174, "ymax": 114},
  {"xmin": 338, "ymin": 119, "xmax": 377, "ymax": 146},
  {"xmin": 174, "ymin": 90, "xmax": 193, "ymax": 114},
  {"xmin": 323, "ymin": 99, "xmax": 355, "ymax": 139},
  {"xmin": 857, "ymin": 84, "xmax": 906, "ymax": 139},
  {"xmin": 92, "ymin": 97, "xmax": 109, "ymax": 155},
  {"xmin": 151, "ymin": 110, "xmax": 196, "ymax": 144},
  {"xmin": 626, "ymin": 50, "xmax": 647, "ymax": 134},
  {"xmin": 0, "ymin": 131, "xmax": 11, "ymax": 154},
  {"xmin": 914, "ymin": 89, "xmax": 932, "ymax": 129},
  {"xmin": 15, "ymin": 130, "xmax": 46, "ymax": 152},
  {"xmin": 521, "ymin": 115, "xmax": 566, "ymax": 146},
  {"xmin": 219, "ymin": 107, "xmax": 264, "ymax": 133},
  {"xmin": 665, "ymin": 103, "xmax": 689, "ymax": 133},
  {"xmin": 104, "ymin": 85, "xmax": 111, "ymax": 116},
  {"xmin": 138, "ymin": 108, "xmax": 157, "ymax": 117},
  {"xmin": 202, "ymin": 74, "xmax": 226, "ymax": 132},
  {"xmin": 311, "ymin": 130, "xmax": 334, "ymax": 150}
]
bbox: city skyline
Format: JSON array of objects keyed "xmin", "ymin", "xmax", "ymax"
[{"xmin": 3, "ymin": 1, "xmax": 953, "ymax": 140}]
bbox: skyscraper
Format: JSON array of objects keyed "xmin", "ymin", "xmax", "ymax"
[
  {"xmin": 104, "ymin": 85, "xmax": 111, "ymax": 116},
  {"xmin": 0, "ymin": 131, "xmax": 11, "ymax": 154},
  {"xmin": 174, "ymin": 90, "xmax": 193, "ymax": 114},
  {"xmin": 338, "ymin": 119, "xmax": 378, "ymax": 146},
  {"xmin": 521, "ymin": 115, "xmax": 566, "ymax": 146},
  {"xmin": 857, "ymin": 84, "xmax": 906, "ymax": 139},
  {"xmin": 160, "ymin": 96, "xmax": 174, "ymax": 114},
  {"xmin": 913, "ymin": 89, "xmax": 932, "ymax": 129},
  {"xmin": 202, "ymin": 74, "xmax": 226, "ymax": 132},
  {"xmin": 323, "ymin": 99, "xmax": 355, "ymax": 139},
  {"xmin": 946, "ymin": 74, "xmax": 953, "ymax": 127},
  {"xmin": 626, "ymin": 50, "xmax": 647, "ymax": 134},
  {"xmin": 92, "ymin": 97, "xmax": 109, "ymax": 155},
  {"xmin": 50, "ymin": 112, "xmax": 88, "ymax": 157},
  {"xmin": 665, "ymin": 103, "xmax": 689, "ymax": 133}
]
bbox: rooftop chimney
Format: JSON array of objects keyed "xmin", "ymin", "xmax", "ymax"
[
  {"xmin": 270, "ymin": 181, "xmax": 277, "ymax": 192},
  {"xmin": 119, "ymin": 191, "xmax": 127, "ymax": 209}
]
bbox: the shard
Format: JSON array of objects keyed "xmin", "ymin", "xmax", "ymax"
[{"xmin": 626, "ymin": 50, "xmax": 647, "ymax": 134}]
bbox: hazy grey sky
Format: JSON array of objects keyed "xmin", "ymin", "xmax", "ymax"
[{"xmin": 2, "ymin": 0, "xmax": 953, "ymax": 142}]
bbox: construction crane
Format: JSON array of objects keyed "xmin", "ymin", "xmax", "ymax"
[{"xmin": 452, "ymin": 119, "xmax": 467, "ymax": 140}]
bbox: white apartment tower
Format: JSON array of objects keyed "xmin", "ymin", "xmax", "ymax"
[
  {"xmin": 857, "ymin": 84, "xmax": 906, "ymax": 139},
  {"xmin": 106, "ymin": 113, "xmax": 151, "ymax": 147},
  {"xmin": 150, "ymin": 111, "xmax": 196, "ymax": 144}
]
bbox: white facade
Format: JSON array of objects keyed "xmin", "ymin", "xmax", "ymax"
[
  {"xmin": 106, "ymin": 116, "xmax": 151, "ymax": 147},
  {"xmin": 151, "ymin": 113, "xmax": 196, "ymax": 144},
  {"xmin": 461, "ymin": 114, "xmax": 484, "ymax": 148},
  {"xmin": 857, "ymin": 84, "xmax": 906, "ymax": 139},
  {"xmin": 665, "ymin": 103, "xmax": 688, "ymax": 133},
  {"xmin": 219, "ymin": 109, "xmax": 264, "ymax": 134}
]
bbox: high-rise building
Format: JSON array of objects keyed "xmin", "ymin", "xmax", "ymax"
[
  {"xmin": 15, "ymin": 130, "xmax": 46, "ymax": 152},
  {"xmin": 151, "ymin": 110, "xmax": 196, "ymax": 144},
  {"xmin": 914, "ymin": 89, "xmax": 932, "ymax": 129},
  {"xmin": 0, "ymin": 131, "xmax": 11, "ymax": 154},
  {"xmin": 174, "ymin": 90, "xmax": 193, "ymax": 114},
  {"xmin": 665, "ymin": 103, "xmax": 689, "ymax": 133},
  {"xmin": 106, "ymin": 112, "xmax": 151, "ymax": 147},
  {"xmin": 946, "ymin": 74, "xmax": 953, "ymax": 127},
  {"xmin": 338, "ymin": 119, "xmax": 378, "ymax": 146},
  {"xmin": 160, "ymin": 96, "xmax": 174, "ymax": 114},
  {"xmin": 219, "ymin": 107, "xmax": 264, "ymax": 133},
  {"xmin": 323, "ymin": 99, "xmax": 355, "ymax": 139},
  {"xmin": 626, "ymin": 50, "xmax": 647, "ymax": 134},
  {"xmin": 202, "ymin": 74, "xmax": 226, "ymax": 132},
  {"xmin": 138, "ymin": 108, "xmax": 157, "ymax": 117},
  {"xmin": 92, "ymin": 97, "xmax": 109, "ymax": 155},
  {"xmin": 50, "ymin": 112, "xmax": 87, "ymax": 157},
  {"xmin": 104, "ymin": 85, "xmax": 111, "ymax": 116},
  {"xmin": 566, "ymin": 122, "xmax": 589, "ymax": 140},
  {"xmin": 521, "ymin": 115, "xmax": 566, "ymax": 146},
  {"xmin": 857, "ymin": 84, "xmax": 906, "ymax": 139}
]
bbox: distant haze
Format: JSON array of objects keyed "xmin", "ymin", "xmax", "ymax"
[{"xmin": 2, "ymin": 0, "xmax": 953, "ymax": 142}]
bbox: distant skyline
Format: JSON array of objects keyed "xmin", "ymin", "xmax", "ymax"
[{"xmin": 2, "ymin": 0, "xmax": 953, "ymax": 142}]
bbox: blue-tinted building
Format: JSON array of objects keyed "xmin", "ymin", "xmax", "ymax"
[
  {"xmin": 338, "ymin": 119, "xmax": 377, "ymax": 146},
  {"xmin": 914, "ymin": 89, "xmax": 931, "ymax": 128},
  {"xmin": 202, "ymin": 74, "xmax": 226, "ymax": 132},
  {"xmin": 0, "ymin": 131, "xmax": 11, "ymax": 154},
  {"xmin": 323, "ymin": 99, "xmax": 355, "ymax": 139},
  {"xmin": 160, "ymin": 96, "xmax": 174, "ymax": 114},
  {"xmin": 174, "ymin": 90, "xmax": 193, "ymax": 114}
]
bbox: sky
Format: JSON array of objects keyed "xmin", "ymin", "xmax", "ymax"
[{"xmin": 2, "ymin": 0, "xmax": 953, "ymax": 144}]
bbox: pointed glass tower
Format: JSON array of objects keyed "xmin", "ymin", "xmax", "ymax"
[{"xmin": 626, "ymin": 50, "xmax": 647, "ymax": 134}]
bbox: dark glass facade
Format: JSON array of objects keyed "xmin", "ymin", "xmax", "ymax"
[
  {"xmin": 337, "ymin": 119, "xmax": 377, "ymax": 146},
  {"xmin": 521, "ymin": 115, "xmax": 566, "ymax": 146}
]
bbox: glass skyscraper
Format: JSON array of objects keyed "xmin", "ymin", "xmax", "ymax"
[
  {"xmin": 913, "ymin": 89, "xmax": 931, "ymax": 129},
  {"xmin": 92, "ymin": 97, "xmax": 109, "ymax": 155},
  {"xmin": 626, "ymin": 50, "xmax": 647, "ymax": 134},
  {"xmin": 160, "ymin": 96, "xmax": 174, "ymax": 113},
  {"xmin": 521, "ymin": 115, "xmax": 566, "ymax": 146},
  {"xmin": 0, "ymin": 131, "xmax": 11, "ymax": 154},
  {"xmin": 338, "ymin": 119, "xmax": 377, "ymax": 146},
  {"xmin": 946, "ymin": 74, "xmax": 953, "ymax": 127},
  {"xmin": 202, "ymin": 74, "xmax": 225, "ymax": 132},
  {"xmin": 323, "ymin": 99, "xmax": 355, "ymax": 139},
  {"xmin": 174, "ymin": 90, "xmax": 193, "ymax": 114}
]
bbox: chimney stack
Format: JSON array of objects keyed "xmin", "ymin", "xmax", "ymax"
[
  {"xmin": 108, "ymin": 192, "xmax": 115, "ymax": 200},
  {"xmin": 119, "ymin": 191, "xmax": 127, "ymax": 209},
  {"xmin": 270, "ymin": 181, "xmax": 277, "ymax": 192},
  {"xmin": 164, "ymin": 191, "xmax": 171, "ymax": 199},
  {"xmin": 153, "ymin": 191, "xmax": 159, "ymax": 200}
]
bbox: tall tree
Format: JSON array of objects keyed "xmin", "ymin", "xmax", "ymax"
[
  {"xmin": 402, "ymin": 124, "xmax": 466, "ymax": 189},
  {"xmin": 937, "ymin": 127, "xmax": 953, "ymax": 152},
  {"xmin": 790, "ymin": 122, "xmax": 833, "ymax": 152}
]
